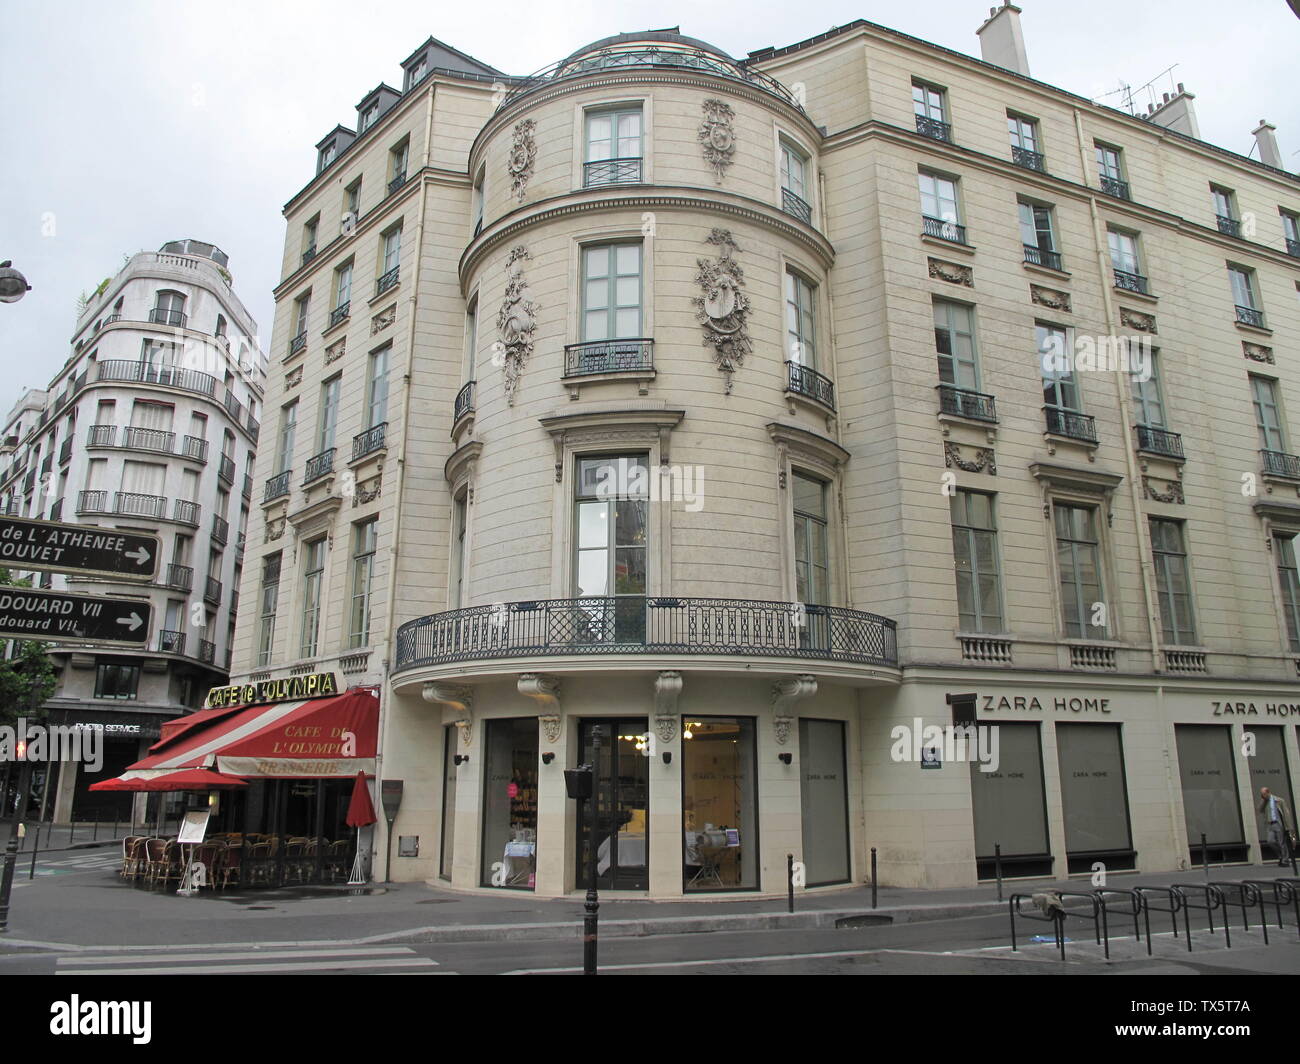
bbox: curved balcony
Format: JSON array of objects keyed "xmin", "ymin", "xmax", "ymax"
[
  {"xmin": 497, "ymin": 44, "xmax": 805, "ymax": 115},
  {"xmin": 394, "ymin": 596, "xmax": 898, "ymax": 680}
]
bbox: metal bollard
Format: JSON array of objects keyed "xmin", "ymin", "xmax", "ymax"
[
  {"xmin": 1201, "ymin": 833, "xmax": 1209, "ymax": 880},
  {"xmin": 787, "ymin": 853, "xmax": 794, "ymax": 914},
  {"xmin": 994, "ymin": 843, "xmax": 1004, "ymax": 901},
  {"xmin": 871, "ymin": 847, "xmax": 877, "ymax": 909}
]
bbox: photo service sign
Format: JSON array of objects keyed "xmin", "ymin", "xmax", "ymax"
[{"xmin": 204, "ymin": 672, "xmax": 340, "ymax": 709}]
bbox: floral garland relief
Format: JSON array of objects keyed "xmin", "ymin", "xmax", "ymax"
[
  {"xmin": 697, "ymin": 99, "xmax": 736, "ymax": 182},
  {"xmin": 508, "ymin": 119, "xmax": 537, "ymax": 202},
  {"xmin": 691, "ymin": 229, "xmax": 753, "ymax": 394},
  {"xmin": 497, "ymin": 246, "xmax": 538, "ymax": 406}
]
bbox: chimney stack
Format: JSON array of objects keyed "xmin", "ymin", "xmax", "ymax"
[
  {"xmin": 976, "ymin": 3, "xmax": 1030, "ymax": 76},
  {"xmin": 1253, "ymin": 120, "xmax": 1283, "ymax": 168},
  {"xmin": 1146, "ymin": 83, "xmax": 1201, "ymax": 140}
]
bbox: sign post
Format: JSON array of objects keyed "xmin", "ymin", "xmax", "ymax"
[
  {"xmin": 0, "ymin": 588, "xmax": 151, "ymax": 645},
  {"xmin": 380, "ymin": 780, "xmax": 403, "ymax": 884},
  {"xmin": 0, "ymin": 517, "xmax": 158, "ymax": 581}
]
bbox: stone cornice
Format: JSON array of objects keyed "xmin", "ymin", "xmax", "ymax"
[
  {"xmin": 1029, "ymin": 460, "xmax": 1124, "ymax": 496},
  {"xmin": 766, "ymin": 420, "xmax": 851, "ymax": 470},
  {"xmin": 444, "ymin": 438, "xmax": 483, "ymax": 487},
  {"xmin": 461, "ymin": 186, "xmax": 835, "ymax": 285}
]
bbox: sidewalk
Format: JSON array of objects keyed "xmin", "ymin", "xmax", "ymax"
[
  {"xmin": 0, "ymin": 819, "xmax": 133, "ymax": 854},
  {"xmin": 2, "ymin": 851, "xmax": 1297, "ymax": 952}
]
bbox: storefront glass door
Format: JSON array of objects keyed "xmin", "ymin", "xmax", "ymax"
[
  {"xmin": 440, "ymin": 724, "xmax": 458, "ymax": 881},
  {"xmin": 576, "ymin": 719, "xmax": 649, "ymax": 890}
]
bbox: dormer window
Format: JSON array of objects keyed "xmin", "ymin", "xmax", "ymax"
[
  {"xmin": 318, "ymin": 142, "xmax": 337, "ymax": 174},
  {"xmin": 359, "ymin": 102, "xmax": 379, "ymax": 133},
  {"xmin": 406, "ymin": 57, "xmax": 428, "ymax": 89}
]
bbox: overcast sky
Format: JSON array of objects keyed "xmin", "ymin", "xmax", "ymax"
[{"xmin": 1, "ymin": 0, "xmax": 1295, "ymax": 413}]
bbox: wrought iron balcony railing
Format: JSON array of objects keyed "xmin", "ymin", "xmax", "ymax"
[
  {"xmin": 387, "ymin": 171, "xmax": 407, "ymax": 196},
  {"xmin": 289, "ymin": 332, "xmax": 307, "ymax": 357},
  {"xmin": 164, "ymin": 563, "xmax": 193, "ymax": 592},
  {"xmin": 395, "ymin": 596, "xmax": 898, "ymax": 671},
  {"xmin": 204, "ymin": 577, "xmax": 222, "ymax": 605},
  {"xmin": 915, "ymin": 115, "xmax": 952, "ymax": 142},
  {"xmin": 49, "ymin": 499, "xmax": 63, "ymax": 522},
  {"xmin": 583, "ymin": 158, "xmax": 642, "ymax": 187},
  {"xmin": 173, "ymin": 499, "xmax": 200, "ymax": 526},
  {"xmin": 158, "ymin": 630, "xmax": 186, "ymax": 655},
  {"xmin": 122, "ymin": 427, "xmax": 175, "ymax": 453},
  {"xmin": 375, "ymin": 266, "xmax": 400, "ymax": 297},
  {"xmin": 328, "ymin": 303, "xmax": 350, "ymax": 329},
  {"xmin": 1261, "ymin": 449, "xmax": 1300, "ymax": 479},
  {"xmin": 96, "ymin": 360, "xmax": 217, "ymax": 397},
  {"xmin": 218, "ymin": 453, "xmax": 236, "ymax": 485},
  {"xmin": 1011, "ymin": 146, "xmax": 1045, "ymax": 171},
  {"xmin": 563, "ymin": 338, "xmax": 654, "ymax": 378},
  {"xmin": 265, "ymin": 470, "xmax": 291, "ymax": 502},
  {"xmin": 922, "ymin": 215, "xmax": 967, "ymax": 245},
  {"xmin": 246, "ymin": 411, "xmax": 260, "ymax": 442},
  {"xmin": 198, "ymin": 638, "xmax": 216, "ymax": 665},
  {"xmin": 1216, "ymin": 215, "xmax": 1241, "ymax": 238},
  {"xmin": 353, "ymin": 423, "xmax": 387, "ymax": 461},
  {"xmin": 1099, "ymin": 175, "xmax": 1130, "ymax": 200},
  {"xmin": 115, "ymin": 492, "xmax": 167, "ymax": 519},
  {"xmin": 77, "ymin": 490, "xmax": 108, "ymax": 514},
  {"xmin": 211, "ymin": 514, "xmax": 229, "ymax": 546},
  {"xmin": 1112, "ymin": 268, "xmax": 1150, "ymax": 295},
  {"xmin": 1023, "ymin": 245, "xmax": 1062, "ymax": 271},
  {"xmin": 301, "ymin": 245, "xmax": 316, "ymax": 266},
  {"xmin": 242, "ymin": 472, "xmax": 253, "ymax": 498},
  {"xmin": 1287, "ymin": 238, "xmax": 1300, "ymax": 258},
  {"xmin": 1044, "ymin": 406, "xmax": 1098, "ymax": 443},
  {"xmin": 58, "ymin": 439, "xmax": 72, "ymax": 466},
  {"xmin": 304, "ymin": 447, "xmax": 336, "ymax": 482},
  {"xmin": 1235, "ymin": 305, "xmax": 1266, "ymax": 328},
  {"xmin": 182, "ymin": 435, "xmax": 208, "ymax": 462},
  {"xmin": 148, "ymin": 308, "xmax": 188, "ymax": 328},
  {"xmin": 781, "ymin": 187, "xmax": 812, "ymax": 224},
  {"xmin": 1135, "ymin": 424, "xmax": 1184, "ymax": 459},
  {"xmin": 223, "ymin": 390, "xmax": 243, "ymax": 422},
  {"xmin": 937, "ymin": 384, "xmax": 998, "ymax": 423},
  {"xmin": 786, "ymin": 361, "xmax": 836, "ymax": 411},
  {"xmin": 453, "ymin": 381, "xmax": 476, "ymax": 422}
]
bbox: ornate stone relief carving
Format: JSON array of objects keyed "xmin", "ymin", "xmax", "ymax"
[
  {"xmin": 353, "ymin": 475, "xmax": 381, "ymax": 507},
  {"xmin": 1030, "ymin": 284, "xmax": 1071, "ymax": 312},
  {"xmin": 654, "ymin": 671, "xmax": 682, "ymax": 745},
  {"xmin": 697, "ymin": 99, "xmax": 736, "ymax": 182},
  {"xmin": 943, "ymin": 441, "xmax": 997, "ymax": 475},
  {"xmin": 265, "ymin": 518, "xmax": 286, "ymax": 542},
  {"xmin": 508, "ymin": 118, "xmax": 537, "ymax": 202},
  {"xmin": 325, "ymin": 337, "xmax": 347, "ymax": 365},
  {"xmin": 423, "ymin": 682, "xmax": 474, "ymax": 746},
  {"xmin": 691, "ymin": 229, "xmax": 752, "ymax": 393},
  {"xmin": 1243, "ymin": 341, "xmax": 1274, "ymax": 364},
  {"xmin": 1119, "ymin": 307, "xmax": 1156, "ymax": 333},
  {"xmin": 1142, "ymin": 475, "xmax": 1184, "ymax": 504},
  {"xmin": 285, "ymin": 366, "xmax": 303, "ymax": 390},
  {"xmin": 518, "ymin": 674, "xmax": 562, "ymax": 743},
  {"xmin": 928, "ymin": 258, "xmax": 973, "ymax": 287},
  {"xmin": 370, "ymin": 306, "xmax": 396, "ymax": 335},
  {"xmin": 497, "ymin": 246, "xmax": 538, "ymax": 406},
  {"xmin": 771, "ymin": 675, "xmax": 817, "ymax": 745}
]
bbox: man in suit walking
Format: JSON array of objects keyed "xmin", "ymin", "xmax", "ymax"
[{"xmin": 1258, "ymin": 787, "xmax": 1293, "ymax": 867}]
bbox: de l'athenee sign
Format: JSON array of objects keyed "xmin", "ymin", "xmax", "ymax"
[{"xmin": 0, "ymin": 516, "xmax": 159, "ymax": 581}]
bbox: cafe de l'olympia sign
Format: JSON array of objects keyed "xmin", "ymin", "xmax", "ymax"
[{"xmin": 204, "ymin": 672, "xmax": 340, "ymax": 709}]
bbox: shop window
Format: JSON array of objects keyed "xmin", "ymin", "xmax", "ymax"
[
  {"xmin": 682, "ymin": 717, "xmax": 758, "ymax": 892},
  {"xmin": 1174, "ymin": 724, "xmax": 1248, "ymax": 865},
  {"xmin": 94, "ymin": 662, "xmax": 139, "ymax": 700},
  {"xmin": 481, "ymin": 718, "xmax": 538, "ymax": 889},
  {"xmin": 970, "ymin": 722, "xmax": 1051, "ymax": 879},
  {"xmin": 1055, "ymin": 723, "xmax": 1135, "ymax": 873}
]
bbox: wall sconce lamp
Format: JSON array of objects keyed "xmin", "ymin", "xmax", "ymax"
[
  {"xmin": 662, "ymin": 751, "xmax": 672, "ymax": 765},
  {"xmin": 778, "ymin": 752, "xmax": 792, "ymax": 765},
  {"xmin": 541, "ymin": 752, "xmax": 555, "ymax": 765},
  {"xmin": 454, "ymin": 754, "xmax": 469, "ymax": 766}
]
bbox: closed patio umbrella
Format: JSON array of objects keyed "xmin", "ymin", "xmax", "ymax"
[{"xmin": 345, "ymin": 772, "xmax": 376, "ymax": 885}]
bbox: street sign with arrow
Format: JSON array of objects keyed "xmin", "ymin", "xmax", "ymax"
[
  {"xmin": 0, "ymin": 516, "xmax": 159, "ymax": 581},
  {"xmin": 0, "ymin": 587, "xmax": 152, "ymax": 645}
]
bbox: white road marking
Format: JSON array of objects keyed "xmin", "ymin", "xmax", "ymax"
[{"xmin": 65, "ymin": 946, "xmax": 424, "ymax": 965}]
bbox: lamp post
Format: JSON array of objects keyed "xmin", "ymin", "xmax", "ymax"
[
  {"xmin": 564, "ymin": 727, "xmax": 600, "ymax": 975},
  {"xmin": 1, "ymin": 676, "xmax": 43, "ymax": 932}
]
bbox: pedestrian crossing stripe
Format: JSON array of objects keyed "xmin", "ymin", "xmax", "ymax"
[{"xmin": 55, "ymin": 945, "xmax": 443, "ymax": 976}]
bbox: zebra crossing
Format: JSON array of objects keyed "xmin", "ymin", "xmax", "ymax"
[{"xmin": 55, "ymin": 944, "xmax": 446, "ymax": 975}]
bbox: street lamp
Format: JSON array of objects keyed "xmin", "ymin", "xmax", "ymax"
[
  {"xmin": 0, "ymin": 262, "xmax": 32, "ymax": 304},
  {"xmin": 564, "ymin": 728, "xmax": 600, "ymax": 976},
  {"xmin": 0, "ymin": 675, "xmax": 43, "ymax": 932}
]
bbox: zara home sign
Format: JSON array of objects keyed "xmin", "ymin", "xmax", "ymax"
[{"xmin": 205, "ymin": 672, "xmax": 340, "ymax": 709}]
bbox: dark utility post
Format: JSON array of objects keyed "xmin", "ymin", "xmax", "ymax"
[
  {"xmin": 0, "ymin": 677, "xmax": 40, "ymax": 931},
  {"xmin": 564, "ymin": 733, "xmax": 598, "ymax": 976}
]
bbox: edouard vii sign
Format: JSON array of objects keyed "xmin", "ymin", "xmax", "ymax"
[{"xmin": 204, "ymin": 672, "xmax": 340, "ymax": 709}]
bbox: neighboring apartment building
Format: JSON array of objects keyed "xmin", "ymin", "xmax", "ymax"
[
  {"xmin": 0, "ymin": 240, "xmax": 266, "ymax": 821},
  {"xmin": 232, "ymin": 9, "xmax": 1300, "ymax": 896}
]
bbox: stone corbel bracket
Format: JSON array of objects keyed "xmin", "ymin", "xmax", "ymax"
[
  {"xmin": 654, "ymin": 670, "xmax": 682, "ymax": 743},
  {"xmin": 423, "ymin": 682, "xmax": 474, "ymax": 747},
  {"xmin": 519, "ymin": 673, "xmax": 562, "ymax": 742},
  {"xmin": 771, "ymin": 674, "xmax": 817, "ymax": 744}
]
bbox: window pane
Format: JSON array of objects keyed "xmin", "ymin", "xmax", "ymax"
[
  {"xmin": 576, "ymin": 550, "xmax": 608, "ymax": 596},
  {"xmin": 683, "ymin": 718, "xmax": 758, "ymax": 890}
]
